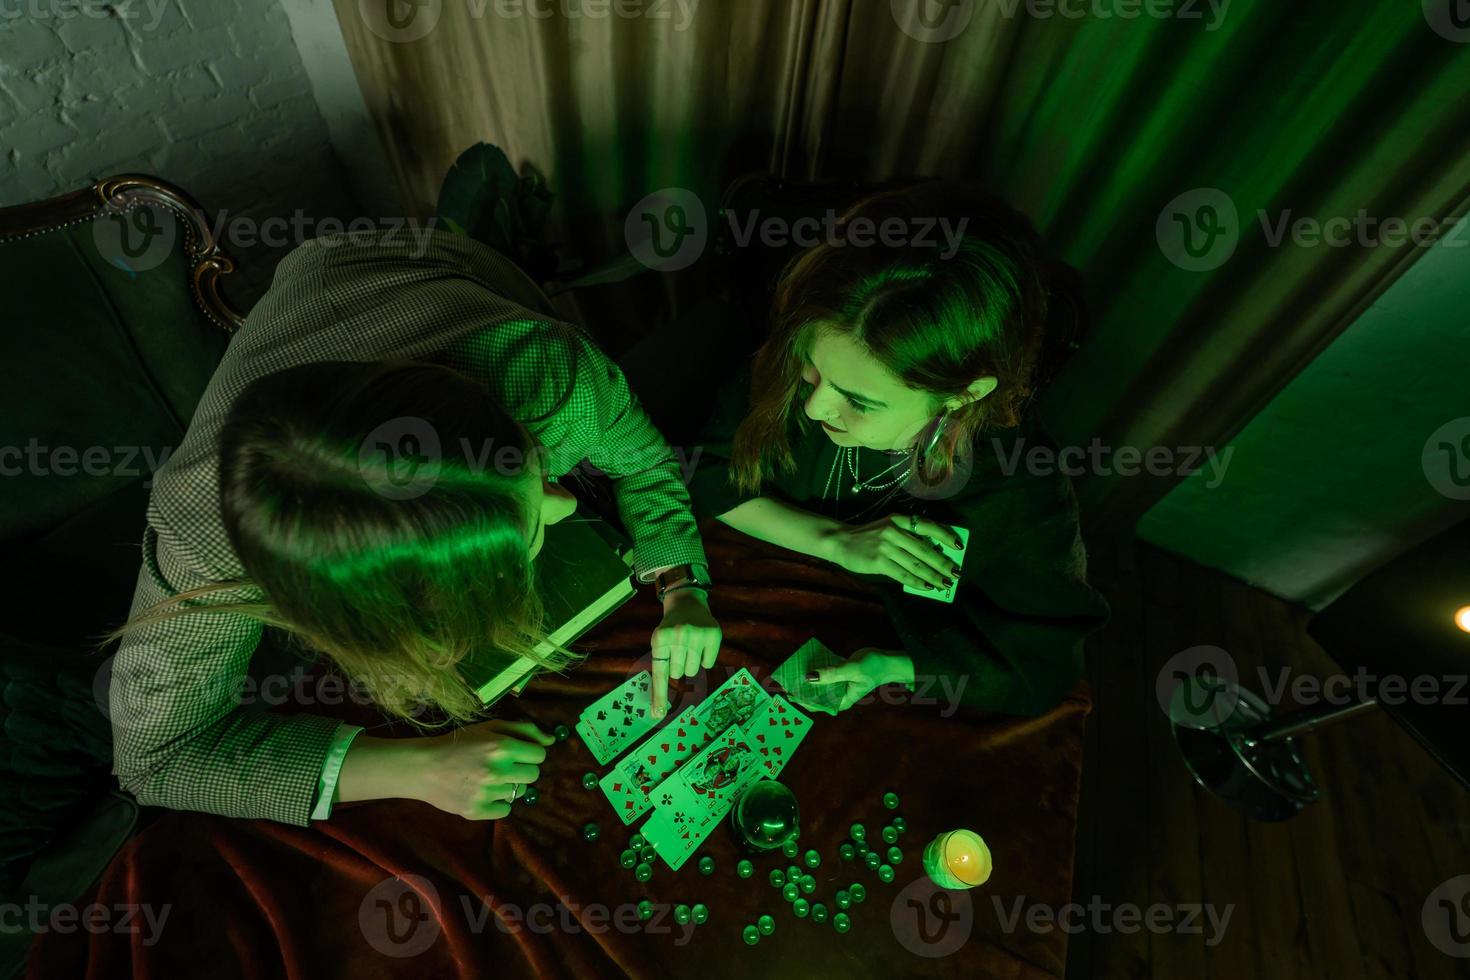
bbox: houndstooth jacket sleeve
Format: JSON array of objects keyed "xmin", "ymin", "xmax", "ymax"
[{"xmin": 109, "ymin": 228, "xmax": 706, "ymax": 825}]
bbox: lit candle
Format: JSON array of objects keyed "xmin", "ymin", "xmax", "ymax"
[{"xmin": 923, "ymin": 829, "xmax": 992, "ymax": 889}]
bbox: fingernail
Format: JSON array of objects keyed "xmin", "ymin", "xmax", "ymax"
[
  {"xmin": 924, "ymin": 583, "xmax": 934, "ymax": 591},
  {"xmin": 951, "ymin": 565, "xmax": 962, "ymax": 576},
  {"xmin": 804, "ymin": 670, "xmax": 819, "ymax": 682}
]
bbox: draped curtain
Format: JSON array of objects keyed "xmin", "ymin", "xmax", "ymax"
[{"xmin": 331, "ymin": 0, "xmax": 1470, "ymax": 535}]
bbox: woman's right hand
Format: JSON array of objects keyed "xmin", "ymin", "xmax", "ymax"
[
  {"xmin": 408, "ymin": 718, "xmax": 554, "ymax": 820},
  {"xmin": 821, "ymin": 514, "xmax": 965, "ymax": 591}
]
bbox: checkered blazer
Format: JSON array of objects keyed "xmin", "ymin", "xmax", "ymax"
[{"xmin": 111, "ymin": 228, "xmax": 706, "ymax": 825}]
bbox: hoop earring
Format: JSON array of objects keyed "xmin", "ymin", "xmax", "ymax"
[{"xmin": 920, "ymin": 409, "xmax": 952, "ymax": 460}]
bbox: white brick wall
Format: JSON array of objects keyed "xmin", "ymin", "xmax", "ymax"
[{"xmin": 0, "ymin": 0, "xmax": 358, "ymax": 306}]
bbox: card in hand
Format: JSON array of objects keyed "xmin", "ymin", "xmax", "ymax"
[
  {"xmin": 745, "ymin": 695, "xmax": 812, "ymax": 778},
  {"xmin": 771, "ymin": 638, "xmax": 846, "ymax": 716},
  {"xmin": 902, "ymin": 524, "xmax": 970, "ymax": 603},
  {"xmin": 643, "ymin": 723, "xmax": 767, "ymax": 869},
  {"xmin": 599, "ymin": 704, "xmax": 709, "ymax": 824},
  {"xmin": 575, "ymin": 671, "xmax": 658, "ymax": 765}
]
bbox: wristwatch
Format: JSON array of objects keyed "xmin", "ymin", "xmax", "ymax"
[{"xmin": 656, "ymin": 563, "xmax": 713, "ymax": 601}]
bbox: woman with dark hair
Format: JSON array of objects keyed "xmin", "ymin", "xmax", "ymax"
[
  {"xmin": 106, "ymin": 229, "xmax": 720, "ymax": 827},
  {"xmin": 689, "ymin": 181, "xmax": 1108, "ymax": 716}
]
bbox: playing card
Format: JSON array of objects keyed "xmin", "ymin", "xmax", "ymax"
[
  {"xmin": 575, "ymin": 671, "xmax": 659, "ymax": 765},
  {"xmin": 744, "ymin": 695, "xmax": 812, "ymax": 778},
  {"xmin": 771, "ymin": 638, "xmax": 846, "ymax": 716},
  {"xmin": 643, "ymin": 723, "xmax": 767, "ymax": 869},
  {"xmin": 902, "ymin": 524, "xmax": 970, "ymax": 603},
  {"xmin": 693, "ymin": 668, "xmax": 772, "ymax": 733},
  {"xmin": 599, "ymin": 704, "xmax": 709, "ymax": 825}
]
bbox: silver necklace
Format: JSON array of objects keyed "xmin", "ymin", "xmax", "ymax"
[{"xmin": 845, "ymin": 446, "xmax": 909, "ymax": 493}]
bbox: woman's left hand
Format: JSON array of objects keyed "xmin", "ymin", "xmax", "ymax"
[
  {"xmin": 808, "ymin": 647, "xmax": 915, "ymax": 711},
  {"xmin": 649, "ymin": 590, "xmax": 722, "ymax": 717}
]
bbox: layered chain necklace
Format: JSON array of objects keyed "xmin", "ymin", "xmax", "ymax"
[{"xmin": 822, "ymin": 444, "xmax": 911, "ymax": 500}]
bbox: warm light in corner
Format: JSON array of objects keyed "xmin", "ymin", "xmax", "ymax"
[{"xmin": 1457, "ymin": 606, "xmax": 1470, "ymax": 634}]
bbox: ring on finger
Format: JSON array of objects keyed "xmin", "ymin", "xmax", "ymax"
[{"xmin": 509, "ymin": 782, "xmax": 521, "ymax": 801}]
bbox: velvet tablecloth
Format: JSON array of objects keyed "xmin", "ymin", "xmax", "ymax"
[{"xmin": 29, "ymin": 525, "xmax": 1088, "ymax": 980}]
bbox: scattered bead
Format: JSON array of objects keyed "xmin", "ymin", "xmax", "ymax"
[
  {"xmin": 786, "ymin": 864, "xmax": 803, "ymax": 882},
  {"xmin": 833, "ymin": 912, "xmax": 851, "ymax": 934},
  {"xmin": 864, "ymin": 852, "xmax": 881, "ymax": 870},
  {"xmin": 799, "ymin": 874, "xmax": 816, "ymax": 895},
  {"xmin": 635, "ymin": 862, "xmax": 652, "ymax": 882},
  {"xmin": 630, "ymin": 834, "xmax": 646, "ymax": 849},
  {"xmin": 692, "ymin": 903, "xmax": 709, "ymax": 925},
  {"xmin": 553, "ymin": 723, "xmax": 571, "ymax": 741},
  {"xmin": 638, "ymin": 900, "xmax": 654, "ymax": 921},
  {"xmin": 803, "ymin": 849, "xmax": 821, "ymax": 869},
  {"xmin": 737, "ymin": 859, "xmax": 754, "ymax": 879},
  {"xmin": 782, "ymin": 882, "xmax": 800, "ymax": 903},
  {"xmin": 882, "ymin": 791, "xmax": 900, "ymax": 809},
  {"xmin": 769, "ymin": 869, "xmax": 786, "ymax": 888},
  {"xmin": 892, "ymin": 817, "xmax": 906, "ymax": 834},
  {"xmin": 850, "ymin": 823, "xmax": 866, "ymax": 842},
  {"xmin": 620, "ymin": 849, "xmax": 637, "ymax": 869},
  {"xmin": 758, "ymin": 914, "xmax": 775, "ymax": 935},
  {"xmin": 881, "ymin": 825, "xmax": 899, "ymax": 845},
  {"xmin": 674, "ymin": 904, "xmax": 691, "ymax": 925},
  {"xmin": 782, "ymin": 839, "xmax": 800, "ymax": 859},
  {"xmin": 520, "ymin": 785, "xmax": 539, "ymax": 805},
  {"xmin": 698, "ymin": 855, "xmax": 715, "ymax": 876},
  {"xmin": 793, "ymin": 898, "xmax": 810, "ymax": 918},
  {"xmin": 839, "ymin": 843, "xmax": 856, "ymax": 861},
  {"xmin": 742, "ymin": 924, "xmax": 760, "ymax": 945},
  {"xmin": 582, "ymin": 822, "xmax": 600, "ymax": 842},
  {"xmin": 581, "ymin": 772, "xmax": 597, "ymax": 790},
  {"xmin": 878, "ymin": 864, "xmax": 895, "ymax": 883},
  {"xmin": 849, "ymin": 883, "xmax": 867, "ymax": 903},
  {"xmin": 834, "ymin": 889, "xmax": 851, "ymax": 910},
  {"xmin": 887, "ymin": 846, "xmax": 903, "ymax": 865},
  {"xmin": 640, "ymin": 845, "xmax": 657, "ymax": 863},
  {"xmin": 811, "ymin": 902, "xmax": 829, "ymax": 923}
]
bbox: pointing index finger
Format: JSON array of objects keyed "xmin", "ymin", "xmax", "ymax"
[{"xmin": 650, "ymin": 651, "xmax": 670, "ymax": 718}]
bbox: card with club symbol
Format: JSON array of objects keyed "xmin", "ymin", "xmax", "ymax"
[
  {"xmin": 575, "ymin": 671, "xmax": 658, "ymax": 765},
  {"xmin": 642, "ymin": 723, "xmax": 767, "ymax": 869}
]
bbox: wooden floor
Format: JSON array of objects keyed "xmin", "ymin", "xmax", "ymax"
[{"xmin": 1068, "ymin": 544, "xmax": 1470, "ymax": 980}]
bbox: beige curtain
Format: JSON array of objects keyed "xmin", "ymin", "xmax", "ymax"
[{"xmin": 331, "ymin": 0, "xmax": 1470, "ymax": 534}]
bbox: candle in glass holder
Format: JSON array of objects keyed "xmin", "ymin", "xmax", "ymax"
[{"xmin": 922, "ymin": 829, "xmax": 992, "ymax": 889}]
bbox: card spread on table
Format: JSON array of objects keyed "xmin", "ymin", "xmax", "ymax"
[
  {"xmin": 902, "ymin": 524, "xmax": 970, "ymax": 603},
  {"xmin": 575, "ymin": 671, "xmax": 659, "ymax": 765},
  {"xmin": 745, "ymin": 695, "xmax": 812, "ymax": 778},
  {"xmin": 642, "ymin": 723, "xmax": 767, "ymax": 870},
  {"xmin": 771, "ymin": 638, "xmax": 847, "ymax": 716},
  {"xmin": 599, "ymin": 702, "xmax": 706, "ymax": 825}
]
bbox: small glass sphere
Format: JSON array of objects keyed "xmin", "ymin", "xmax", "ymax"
[
  {"xmin": 629, "ymin": 833, "xmax": 646, "ymax": 849},
  {"xmin": 864, "ymin": 852, "xmax": 881, "ymax": 870},
  {"xmin": 881, "ymin": 825, "xmax": 899, "ymax": 845},
  {"xmin": 673, "ymin": 904, "xmax": 691, "ymax": 925},
  {"xmin": 833, "ymin": 912, "xmax": 851, "ymax": 934},
  {"xmin": 892, "ymin": 817, "xmax": 907, "ymax": 833},
  {"xmin": 839, "ymin": 843, "xmax": 855, "ymax": 861},
  {"xmin": 582, "ymin": 822, "xmax": 600, "ymax": 842},
  {"xmin": 637, "ymin": 900, "xmax": 654, "ymax": 921},
  {"xmin": 769, "ymin": 869, "xmax": 786, "ymax": 888},
  {"xmin": 887, "ymin": 846, "xmax": 903, "ymax": 865},
  {"xmin": 640, "ymin": 846, "xmax": 657, "ymax": 863},
  {"xmin": 737, "ymin": 859, "xmax": 754, "ymax": 879},
  {"xmin": 553, "ymin": 723, "xmax": 571, "ymax": 741},
  {"xmin": 698, "ymin": 855, "xmax": 715, "ymax": 876},
  {"xmin": 883, "ymin": 791, "xmax": 899, "ymax": 809},
  {"xmin": 799, "ymin": 874, "xmax": 816, "ymax": 895},
  {"xmin": 786, "ymin": 864, "xmax": 803, "ymax": 882},
  {"xmin": 692, "ymin": 903, "xmax": 709, "ymax": 925},
  {"xmin": 581, "ymin": 772, "xmax": 597, "ymax": 790},
  {"xmin": 620, "ymin": 849, "xmax": 637, "ymax": 869},
  {"xmin": 634, "ymin": 862, "xmax": 652, "ymax": 882},
  {"xmin": 758, "ymin": 914, "xmax": 776, "ymax": 935},
  {"xmin": 850, "ymin": 823, "xmax": 866, "ymax": 842},
  {"xmin": 834, "ymin": 889, "xmax": 851, "ymax": 910},
  {"xmin": 521, "ymin": 785, "xmax": 539, "ymax": 805},
  {"xmin": 811, "ymin": 902, "xmax": 829, "ymax": 923},
  {"xmin": 742, "ymin": 924, "xmax": 760, "ymax": 945},
  {"xmin": 849, "ymin": 883, "xmax": 867, "ymax": 903},
  {"xmin": 793, "ymin": 898, "xmax": 810, "ymax": 918},
  {"xmin": 878, "ymin": 864, "xmax": 895, "ymax": 883},
  {"xmin": 782, "ymin": 882, "xmax": 800, "ymax": 903},
  {"xmin": 782, "ymin": 838, "xmax": 800, "ymax": 859},
  {"xmin": 803, "ymin": 849, "xmax": 821, "ymax": 869}
]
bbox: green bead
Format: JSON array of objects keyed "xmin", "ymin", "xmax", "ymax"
[
  {"xmin": 864, "ymin": 852, "xmax": 881, "ymax": 870},
  {"xmin": 743, "ymin": 924, "xmax": 760, "ymax": 945},
  {"xmin": 803, "ymin": 849, "xmax": 821, "ymax": 869},
  {"xmin": 834, "ymin": 889, "xmax": 851, "ymax": 910},
  {"xmin": 838, "ymin": 843, "xmax": 855, "ymax": 861},
  {"xmin": 640, "ymin": 845, "xmax": 657, "ymax": 863},
  {"xmin": 582, "ymin": 822, "xmax": 600, "ymax": 842},
  {"xmin": 887, "ymin": 846, "xmax": 902, "ymax": 864},
  {"xmin": 833, "ymin": 912, "xmax": 851, "ymax": 934},
  {"xmin": 850, "ymin": 823, "xmax": 865, "ymax": 841},
  {"xmin": 758, "ymin": 914, "xmax": 776, "ymax": 935},
  {"xmin": 849, "ymin": 883, "xmax": 867, "ymax": 903},
  {"xmin": 799, "ymin": 874, "xmax": 816, "ymax": 895},
  {"xmin": 883, "ymin": 791, "xmax": 899, "ymax": 809},
  {"xmin": 638, "ymin": 899, "xmax": 654, "ymax": 921},
  {"xmin": 769, "ymin": 869, "xmax": 786, "ymax": 888},
  {"xmin": 793, "ymin": 898, "xmax": 810, "ymax": 917},
  {"xmin": 521, "ymin": 785, "xmax": 539, "ymax": 804},
  {"xmin": 620, "ymin": 849, "xmax": 637, "ymax": 869},
  {"xmin": 692, "ymin": 903, "xmax": 709, "ymax": 925},
  {"xmin": 782, "ymin": 839, "xmax": 800, "ymax": 858},
  {"xmin": 881, "ymin": 825, "xmax": 899, "ymax": 844},
  {"xmin": 855, "ymin": 840, "xmax": 871, "ymax": 856},
  {"xmin": 782, "ymin": 882, "xmax": 800, "ymax": 902},
  {"xmin": 698, "ymin": 855, "xmax": 715, "ymax": 875},
  {"xmin": 892, "ymin": 816, "xmax": 906, "ymax": 833},
  {"xmin": 737, "ymin": 859, "xmax": 754, "ymax": 879},
  {"xmin": 674, "ymin": 904, "xmax": 691, "ymax": 925},
  {"xmin": 554, "ymin": 723, "xmax": 571, "ymax": 741},
  {"xmin": 629, "ymin": 834, "xmax": 646, "ymax": 849},
  {"xmin": 811, "ymin": 902, "xmax": 829, "ymax": 923},
  {"xmin": 635, "ymin": 862, "xmax": 652, "ymax": 882},
  {"xmin": 581, "ymin": 772, "xmax": 597, "ymax": 790},
  {"xmin": 878, "ymin": 864, "xmax": 895, "ymax": 883},
  {"xmin": 786, "ymin": 865, "xmax": 803, "ymax": 885}
]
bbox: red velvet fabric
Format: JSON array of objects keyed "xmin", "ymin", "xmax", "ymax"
[{"xmin": 29, "ymin": 525, "xmax": 1088, "ymax": 979}]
